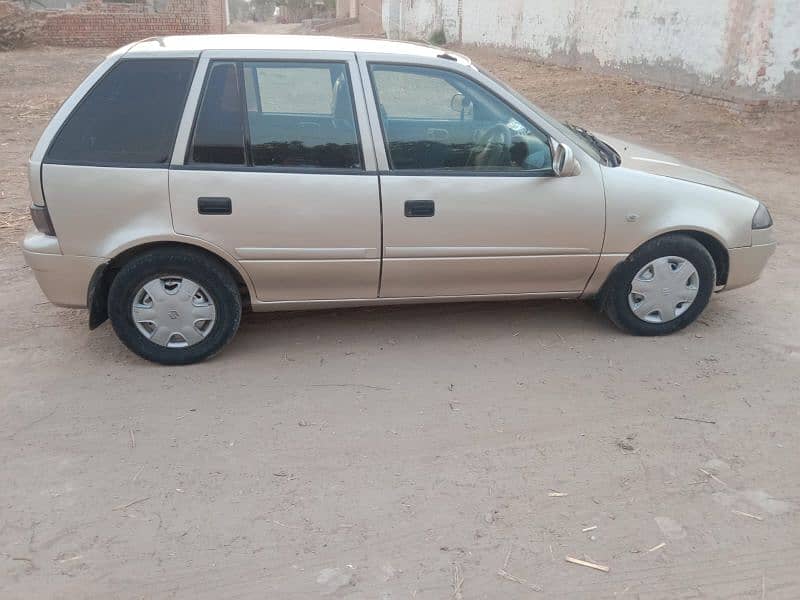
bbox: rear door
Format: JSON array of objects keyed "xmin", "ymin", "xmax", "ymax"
[
  {"xmin": 358, "ymin": 57, "xmax": 606, "ymax": 299},
  {"xmin": 169, "ymin": 51, "xmax": 381, "ymax": 303}
]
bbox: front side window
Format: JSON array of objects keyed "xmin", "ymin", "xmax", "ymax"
[
  {"xmin": 46, "ymin": 59, "xmax": 195, "ymax": 166},
  {"xmin": 369, "ymin": 64, "xmax": 552, "ymax": 172}
]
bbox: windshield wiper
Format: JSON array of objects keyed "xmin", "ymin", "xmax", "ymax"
[{"xmin": 565, "ymin": 123, "xmax": 621, "ymax": 167}]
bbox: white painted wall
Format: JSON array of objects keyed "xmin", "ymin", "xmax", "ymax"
[{"xmin": 382, "ymin": 0, "xmax": 800, "ymax": 102}]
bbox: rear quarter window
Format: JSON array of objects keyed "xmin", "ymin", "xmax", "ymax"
[{"xmin": 46, "ymin": 59, "xmax": 195, "ymax": 167}]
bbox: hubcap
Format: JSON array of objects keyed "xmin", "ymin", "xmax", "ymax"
[
  {"xmin": 131, "ymin": 277, "xmax": 216, "ymax": 348},
  {"xmin": 628, "ymin": 256, "xmax": 699, "ymax": 324}
]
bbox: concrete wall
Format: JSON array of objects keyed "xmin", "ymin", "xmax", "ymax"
[
  {"xmin": 358, "ymin": 0, "xmax": 383, "ymax": 32},
  {"xmin": 335, "ymin": 0, "xmax": 383, "ymax": 33},
  {"xmin": 382, "ymin": 0, "xmax": 800, "ymax": 105}
]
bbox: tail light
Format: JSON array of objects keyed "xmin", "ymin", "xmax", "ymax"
[{"xmin": 30, "ymin": 204, "xmax": 56, "ymax": 236}]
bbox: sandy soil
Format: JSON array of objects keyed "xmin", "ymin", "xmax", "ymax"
[{"xmin": 1, "ymin": 37, "xmax": 799, "ymax": 599}]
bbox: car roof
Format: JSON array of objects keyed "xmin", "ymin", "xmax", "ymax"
[{"xmin": 125, "ymin": 34, "xmax": 471, "ymax": 64}]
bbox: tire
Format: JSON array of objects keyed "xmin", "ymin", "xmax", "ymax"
[
  {"xmin": 603, "ymin": 234, "xmax": 716, "ymax": 336},
  {"xmin": 108, "ymin": 247, "xmax": 242, "ymax": 365}
]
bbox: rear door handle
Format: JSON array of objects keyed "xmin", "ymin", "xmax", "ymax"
[
  {"xmin": 404, "ymin": 200, "xmax": 435, "ymax": 217},
  {"xmin": 198, "ymin": 197, "xmax": 232, "ymax": 215}
]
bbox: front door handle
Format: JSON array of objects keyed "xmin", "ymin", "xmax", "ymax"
[
  {"xmin": 198, "ymin": 197, "xmax": 232, "ymax": 215},
  {"xmin": 405, "ymin": 200, "xmax": 435, "ymax": 217}
]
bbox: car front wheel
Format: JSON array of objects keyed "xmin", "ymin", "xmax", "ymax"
[
  {"xmin": 603, "ymin": 234, "xmax": 716, "ymax": 336},
  {"xmin": 108, "ymin": 248, "xmax": 242, "ymax": 365}
]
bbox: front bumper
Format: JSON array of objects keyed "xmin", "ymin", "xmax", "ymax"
[
  {"xmin": 22, "ymin": 230, "xmax": 106, "ymax": 308},
  {"xmin": 724, "ymin": 240, "xmax": 776, "ymax": 291}
]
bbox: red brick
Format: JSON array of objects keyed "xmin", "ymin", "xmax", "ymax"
[{"xmin": 38, "ymin": 0, "xmax": 226, "ymax": 47}]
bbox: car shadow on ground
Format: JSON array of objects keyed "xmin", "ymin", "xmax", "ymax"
[
  {"xmin": 76, "ymin": 298, "xmax": 617, "ymax": 367},
  {"xmin": 229, "ymin": 298, "xmax": 613, "ymax": 352},
  {"xmin": 79, "ymin": 294, "xmax": 735, "ymax": 366}
]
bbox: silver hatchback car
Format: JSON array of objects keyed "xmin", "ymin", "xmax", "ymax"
[{"xmin": 23, "ymin": 35, "xmax": 776, "ymax": 364}]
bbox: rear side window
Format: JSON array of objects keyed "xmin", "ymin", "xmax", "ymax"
[
  {"xmin": 189, "ymin": 60, "xmax": 362, "ymax": 170},
  {"xmin": 189, "ymin": 62, "xmax": 247, "ymax": 165},
  {"xmin": 46, "ymin": 59, "xmax": 195, "ymax": 166},
  {"xmin": 243, "ymin": 62, "xmax": 361, "ymax": 169},
  {"xmin": 253, "ymin": 65, "xmax": 335, "ymax": 115}
]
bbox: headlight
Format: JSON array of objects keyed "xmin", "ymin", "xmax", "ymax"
[{"xmin": 752, "ymin": 203, "xmax": 773, "ymax": 229}]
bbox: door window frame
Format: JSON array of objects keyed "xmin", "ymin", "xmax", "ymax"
[
  {"xmin": 170, "ymin": 50, "xmax": 378, "ymax": 175},
  {"xmin": 354, "ymin": 53, "xmax": 593, "ymax": 178}
]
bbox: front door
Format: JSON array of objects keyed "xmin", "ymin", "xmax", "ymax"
[
  {"xmin": 362, "ymin": 60, "xmax": 605, "ymax": 298},
  {"xmin": 170, "ymin": 53, "xmax": 381, "ymax": 302}
]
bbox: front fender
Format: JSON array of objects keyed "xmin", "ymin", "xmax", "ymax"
[{"xmin": 601, "ymin": 167, "xmax": 759, "ymax": 253}]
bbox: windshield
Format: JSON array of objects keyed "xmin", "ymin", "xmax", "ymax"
[{"xmin": 474, "ymin": 63, "xmax": 614, "ymax": 166}]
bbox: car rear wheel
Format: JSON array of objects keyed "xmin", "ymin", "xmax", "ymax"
[
  {"xmin": 108, "ymin": 248, "xmax": 241, "ymax": 365},
  {"xmin": 603, "ymin": 234, "xmax": 716, "ymax": 336}
]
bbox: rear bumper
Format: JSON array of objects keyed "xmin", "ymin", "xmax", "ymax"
[
  {"xmin": 724, "ymin": 241, "xmax": 776, "ymax": 291},
  {"xmin": 21, "ymin": 231, "xmax": 105, "ymax": 308}
]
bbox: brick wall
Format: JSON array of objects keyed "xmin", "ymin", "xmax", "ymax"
[{"xmin": 40, "ymin": 0, "xmax": 226, "ymax": 47}]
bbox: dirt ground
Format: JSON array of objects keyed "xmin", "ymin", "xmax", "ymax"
[{"xmin": 1, "ymin": 33, "xmax": 800, "ymax": 599}]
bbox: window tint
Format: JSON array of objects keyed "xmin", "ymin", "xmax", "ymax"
[
  {"xmin": 242, "ymin": 62, "xmax": 361, "ymax": 169},
  {"xmin": 370, "ymin": 64, "xmax": 551, "ymax": 172},
  {"xmin": 46, "ymin": 59, "xmax": 195, "ymax": 166},
  {"xmin": 189, "ymin": 62, "xmax": 246, "ymax": 165}
]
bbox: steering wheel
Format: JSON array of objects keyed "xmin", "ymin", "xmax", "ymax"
[{"xmin": 468, "ymin": 123, "xmax": 512, "ymax": 168}]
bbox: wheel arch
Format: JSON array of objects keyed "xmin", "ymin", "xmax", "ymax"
[
  {"xmin": 592, "ymin": 229, "xmax": 730, "ymax": 307},
  {"xmin": 677, "ymin": 229, "xmax": 729, "ymax": 287},
  {"xmin": 88, "ymin": 240, "xmax": 253, "ymax": 330}
]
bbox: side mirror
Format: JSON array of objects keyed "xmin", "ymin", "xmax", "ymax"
[
  {"xmin": 552, "ymin": 142, "xmax": 580, "ymax": 177},
  {"xmin": 450, "ymin": 92, "xmax": 472, "ymax": 114}
]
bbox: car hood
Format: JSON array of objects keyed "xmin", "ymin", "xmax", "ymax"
[{"xmin": 595, "ymin": 134, "xmax": 751, "ymax": 197}]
